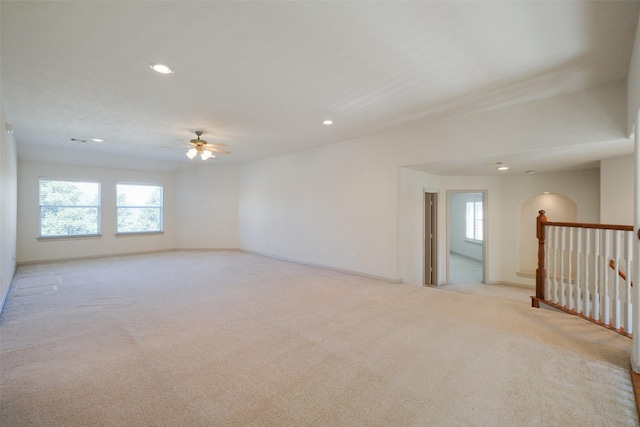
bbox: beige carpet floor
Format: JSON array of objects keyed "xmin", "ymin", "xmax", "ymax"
[{"xmin": 1, "ymin": 250, "xmax": 638, "ymax": 426}]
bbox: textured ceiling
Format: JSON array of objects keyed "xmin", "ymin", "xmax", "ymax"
[{"xmin": 2, "ymin": 1, "xmax": 639, "ymax": 172}]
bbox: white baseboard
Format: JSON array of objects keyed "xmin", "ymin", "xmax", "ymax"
[
  {"xmin": 487, "ymin": 280, "xmax": 535, "ymax": 290},
  {"xmin": 240, "ymin": 249, "xmax": 403, "ymax": 284},
  {"xmin": 16, "ymin": 248, "xmax": 238, "ymax": 266}
]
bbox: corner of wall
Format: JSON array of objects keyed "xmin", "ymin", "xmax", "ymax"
[{"xmin": 0, "ymin": 99, "xmax": 19, "ymax": 314}]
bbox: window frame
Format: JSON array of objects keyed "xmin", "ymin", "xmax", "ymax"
[
  {"xmin": 115, "ymin": 182, "xmax": 164, "ymax": 236},
  {"xmin": 38, "ymin": 178, "xmax": 102, "ymax": 239}
]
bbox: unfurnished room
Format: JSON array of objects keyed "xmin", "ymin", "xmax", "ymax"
[{"xmin": 2, "ymin": 1, "xmax": 640, "ymax": 425}]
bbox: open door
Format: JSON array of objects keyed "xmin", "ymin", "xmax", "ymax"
[
  {"xmin": 424, "ymin": 191, "xmax": 437, "ymax": 285},
  {"xmin": 447, "ymin": 191, "xmax": 486, "ymax": 284}
]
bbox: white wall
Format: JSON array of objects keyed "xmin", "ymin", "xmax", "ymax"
[
  {"xmin": 0, "ymin": 103, "xmax": 18, "ymax": 311},
  {"xmin": 7, "ymin": 82, "xmax": 630, "ymax": 288},
  {"xmin": 396, "ymin": 168, "xmax": 433, "ymax": 286},
  {"xmin": 396, "ymin": 169, "xmax": 600, "ymax": 288},
  {"xmin": 519, "ymin": 193, "xmax": 577, "ymax": 275},
  {"xmin": 499, "ymin": 169, "xmax": 600, "ymax": 287},
  {"xmin": 239, "ymin": 139, "xmax": 399, "ymax": 281},
  {"xmin": 17, "ymin": 161, "xmax": 178, "ymax": 263},
  {"xmin": 16, "ymin": 161, "xmax": 240, "ymax": 264},
  {"xmin": 601, "ymin": 154, "xmax": 634, "ymax": 225},
  {"xmin": 628, "ymin": 15, "xmax": 640, "ymax": 135},
  {"xmin": 397, "ymin": 168, "xmax": 501, "ymax": 286},
  {"xmin": 238, "ymin": 83, "xmax": 626, "ymax": 285},
  {"xmin": 174, "ymin": 164, "xmax": 239, "ymax": 249}
]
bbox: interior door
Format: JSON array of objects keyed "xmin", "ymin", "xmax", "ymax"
[
  {"xmin": 425, "ymin": 191, "xmax": 437, "ymax": 285},
  {"xmin": 447, "ymin": 191, "xmax": 486, "ymax": 284}
]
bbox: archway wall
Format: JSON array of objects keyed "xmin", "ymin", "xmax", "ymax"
[
  {"xmin": 500, "ymin": 169, "xmax": 600, "ymax": 288},
  {"xmin": 398, "ymin": 167, "xmax": 602, "ymax": 287},
  {"xmin": 519, "ymin": 193, "xmax": 577, "ymax": 275}
]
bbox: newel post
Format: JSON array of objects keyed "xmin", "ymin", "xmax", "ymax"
[{"xmin": 533, "ymin": 210, "xmax": 547, "ymax": 308}]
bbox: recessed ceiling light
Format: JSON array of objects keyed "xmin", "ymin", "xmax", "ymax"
[
  {"xmin": 149, "ymin": 63, "xmax": 174, "ymax": 74},
  {"xmin": 526, "ymin": 170, "xmax": 535, "ymax": 174},
  {"xmin": 496, "ymin": 162, "xmax": 509, "ymax": 171},
  {"xmin": 322, "ymin": 120, "xmax": 333, "ymax": 125},
  {"xmin": 91, "ymin": 138, "xmax": 104, "ymax": 142}
]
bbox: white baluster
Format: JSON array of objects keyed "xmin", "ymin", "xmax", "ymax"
[
  {"xmin": 553, "ymin": 226, "xmax": 559, "ymax": 304},
  {"xmin": 626, "ymin": 230, "xmax": 634, "ymax": 334},
  {"xmin": 560, "ymin": 226, "xmax": 566, "ymax": 307},
  {"xmin": 603, "ymin": 230, "xmax": 611, "ymax": 325},
  {"xmin": 545, "ymin": 226, "xmax": 551, "ymax": 301},
  {"xmin": 567, "ymin": 226, "xmax": 574, "ymax": 310},
  {"xmin": 594, "ymin": 229, "xmax": 601, "ymax": 321},
  {"xmin": 584, "ymin": 228, "xmax": 591, "ymax": 318},
  {"xmin": 575, "ymin": 227, "xmax": 583, "ymax": 314},
  {"xmin": 613, "ymin": 230, "xmax": 621, "ymax": 330}
]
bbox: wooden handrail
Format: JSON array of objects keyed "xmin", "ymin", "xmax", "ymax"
[
  {"xmin": 609, "ymin": 259, "xmax": 633, "ymax": 286},
  {"xmin": 544, "ymin": 221, "xmax": 633, "ymax": 231}
]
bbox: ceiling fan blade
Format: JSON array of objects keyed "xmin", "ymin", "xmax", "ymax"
[
  {"xmin": 203, "ymin": 143, "xmax": 228, "ymax": 149},
  {"xmin": 207, "ymin": 147, "xmax": 230, "ymax": 154}
]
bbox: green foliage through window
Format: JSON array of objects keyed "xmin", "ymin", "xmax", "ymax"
[
  {"xmin": 117, "ymin": 184, "xmax": 163, "ymax": 233},
  {"xmin": 39, "ymin": 179, "xmax": 101, "ymax": 237}
]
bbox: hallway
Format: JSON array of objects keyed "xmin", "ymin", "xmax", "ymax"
[{"xmin": 442, "ymin": 253, "xmax": 533, "ymax": 304}]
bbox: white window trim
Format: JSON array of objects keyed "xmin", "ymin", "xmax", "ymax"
[
  {"xmin": 38, "ymin": 178, "xmax": 102, "ymax": 239},
  {"xmin": 116, "ymin": 183, "xmax": 164, "ymax": 234}
]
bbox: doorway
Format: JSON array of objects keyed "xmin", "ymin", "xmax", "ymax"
[
  {"xmin": 424, "ymin": 191, "xmax": 437, "ymax": 286},
  {"xmin": 448, "ymin": 191, "xmax": 486, "ymax": 284}
]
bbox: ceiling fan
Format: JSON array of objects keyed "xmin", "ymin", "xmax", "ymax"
[{"xmin": 186, "ymin": 131, "xmax": 230, "ymax": 160}]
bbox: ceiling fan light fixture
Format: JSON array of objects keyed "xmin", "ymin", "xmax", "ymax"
[{"xmin": 185, "ymin": 131, "xmax": 229, "ymax": 160}]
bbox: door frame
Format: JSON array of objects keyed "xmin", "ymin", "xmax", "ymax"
[
  {"xmin": 446, "ymin": 190, "xmax": 488, "ymax": 284},
  {"xmin": 423, "ymin": 188, "xmax": 438, "ymax": 286}
]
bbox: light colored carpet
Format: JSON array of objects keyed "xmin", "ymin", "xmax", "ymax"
[
  {"xmin": 438, "ymin": 281, "xmax": 534, "ymax": 305},
  {"xmin": 1, "ymin": 250, "xmax": 637, "ymax": 426}
]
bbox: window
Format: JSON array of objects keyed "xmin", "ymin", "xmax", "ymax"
[
  {"xmin": 39, "ymin": 179, "xmax": 101, "ymax": 237},
  {"xmin": 117, "ymin": 184, "xmax": 163, "ymax": 233},
  {"xmin": 465, "ymin": 200, "xmax": 483, "ymax": 242}
]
